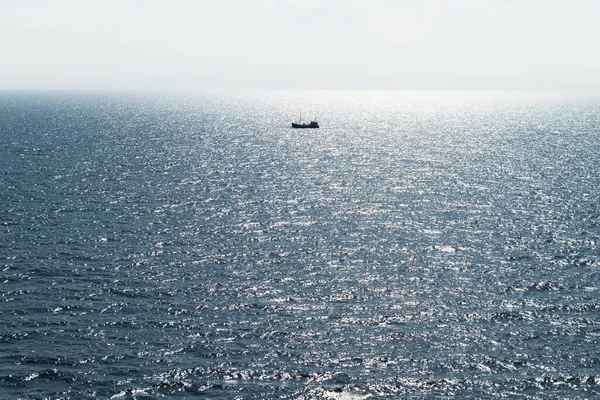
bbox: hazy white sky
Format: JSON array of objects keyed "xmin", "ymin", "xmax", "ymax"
[{"xmin": 1, "ymin": 0, "xmax": 599, "ymax": 91}]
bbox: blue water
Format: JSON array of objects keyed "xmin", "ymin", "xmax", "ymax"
[{"xmin": 1, "ymin": 90, "xmax": 600, "ymax": 399}]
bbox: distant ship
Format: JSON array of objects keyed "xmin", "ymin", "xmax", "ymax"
[
  {"xmin": 292, "ymin": 113, "xmax": 319, "ymax": 129},
  {"xmin": 292, "ymin": 121, "xmax": 319, "ymax": 129}
]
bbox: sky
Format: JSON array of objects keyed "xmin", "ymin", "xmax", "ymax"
[{"xmin": 1, "ymin": 0, "xmax": 599, "ymax": 91}]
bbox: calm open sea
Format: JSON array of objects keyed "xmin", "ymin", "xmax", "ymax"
[{"xmin": 1, "ymin": 90, "xmax": 600, "ymax": 399}]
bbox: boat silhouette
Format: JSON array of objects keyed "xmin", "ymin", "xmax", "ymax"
[{"xmin": 292, "ymin": 113, "xmax": 319, "ymax": 129}]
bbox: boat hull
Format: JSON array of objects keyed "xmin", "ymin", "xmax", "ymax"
[{"xmin": 292, "ymin": 122, "xmax": 319, "ymax": 129}]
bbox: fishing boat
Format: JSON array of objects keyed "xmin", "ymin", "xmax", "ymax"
[{"xmin": 292, "ymin": 113, "xmax": 319, "ymax": 129}]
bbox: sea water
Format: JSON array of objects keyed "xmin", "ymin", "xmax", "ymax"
[{"xmin": 1, "ymin": 90, "xmax": 599, "ymax": 399}]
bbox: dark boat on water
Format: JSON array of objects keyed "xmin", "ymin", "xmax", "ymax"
[
  {"xmin": 292, "ymin": 121, "xmax": 319, "ymax": 129},
  {"xmin": 292, "ymin": 113, "xmax": 319, "ymax": 129}
]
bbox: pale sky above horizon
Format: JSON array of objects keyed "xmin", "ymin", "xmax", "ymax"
[{"xmin": 1, "ymin": 0, "xmax": 599, "ymax": 91}]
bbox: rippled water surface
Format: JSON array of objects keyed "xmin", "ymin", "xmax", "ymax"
[{"xmin": 1, "ymin": 91, "xmax": 600, "ymax": 399}]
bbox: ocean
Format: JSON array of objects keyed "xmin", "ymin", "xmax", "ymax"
[{"xmin": 1, "ymin": 90, "xmax": 599, "ymax": 399}]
